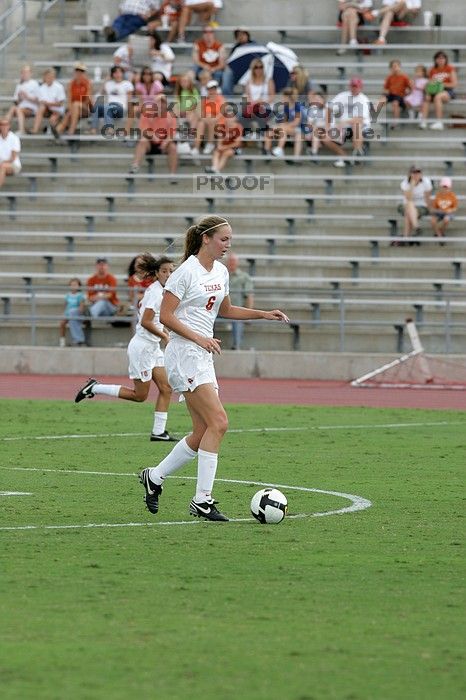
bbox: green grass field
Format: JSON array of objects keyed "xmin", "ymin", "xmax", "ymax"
[{"xmin": 0, "ymin": 398, "xmax": 464, "ymax": 700}]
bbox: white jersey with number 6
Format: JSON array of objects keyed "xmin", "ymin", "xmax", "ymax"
[{"xmin": 164, "ymin": 255, "xmax": 229, "ymax": 341}]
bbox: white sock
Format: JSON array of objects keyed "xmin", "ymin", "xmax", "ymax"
[
  {"xmin": 92, "ymin": 383, "xmax": 120, "ymax": 397},
  {"xmin": 153, "ymin": 411, "xmax": 168, "ymax": 435},
  {"xmin": 149, "ymin": 437, "xmax": 197, "ymax": 485},
  {"xmin": 194, "ymin": 449, "xmax": 218, "ymax": 503}
]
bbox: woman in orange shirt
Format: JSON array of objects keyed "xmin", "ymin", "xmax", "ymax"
[
  {"xmin": 54, "ymin": 62, "xmax": 93, "ymax": 137},
  {"xmin": 420, "ymin": 51, "xmax": 457, "ymax": 131}
]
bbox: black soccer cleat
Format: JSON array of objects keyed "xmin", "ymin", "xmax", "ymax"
[
  {"xmin": 74, "ymin": 378, "xmax": 98, "ymax": 403},
  {"xmin": 139, "ymin": 468, "xmax": 163, "ymax": 514},
  {"xmin": 189, "ymin": 499, "xmax": 229, "ymax": 522},
  {"xmin": 150, "ymin": 431, "xmax": 178, "ymax": 442}
]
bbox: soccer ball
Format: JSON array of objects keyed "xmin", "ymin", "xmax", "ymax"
[{"xmin": 250, "ymin": 488, "xmax": 288, "ymax": 524}]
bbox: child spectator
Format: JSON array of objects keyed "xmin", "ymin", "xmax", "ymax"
[
  {"xmin": 373, "ymin": 0, "xmax": 422, "ymax": 46},
  {"xmin": 197, "ymin": 68, "xmax": 213, "ymax": 96},
  {"xmin": 59, "ymin": 278, "xmax": 86, "ymax": 347},
  {"xmin": 129, "ymin": 94, "xmax": 178, "ymax": 179},
  {"xmin": 87, "ymin": 258, "xmax": 120, "ymax": 319},
  {"xmin": 192, "ymin": 27, "xmax": 225, "ymax": 84},
  {"xmin": 381, "ymin": 59, "xmax": 411, "ymax": 128},
  {"xmin": 405, "ymin": 64, "xmax": 428, "ymax": 120},
  {"xmin": 53, "ymin": 63, "xmax": 93, "ymax": 137},
  {"xmin": 337, "ymin": 0, "xmax": 374, "ymax": 55},
  {"xmin": 0, "ymin": 117, "xmax": 21, "ymax": 189},
  {"xmin": 174, "ymin": 72, "xmax": 200, "ymax": 133},
  {"xmin": 205, "ymin": 105, "xmax": 243, "ymax": 173},
  {"xmin": 430, "ymin": 176, "xmax": 458, "ymax": 243},
  {"xmin": 191, "ymin": 79, "xmax": 225, "ymax": 158},
  {"xmin": 31, "ymin": 68, "xmax": 66, "ymax": 134},
  {"xmin": 420, "ymin": 51, "xmax": 457, "ymax": 130},
  {"xmin": 6, "ymin": 65, "xmax": 39, "ymax": 135},
  {"xmin": 263, "ymin": 88, "xmax": 301, "ymax": 159},
  {"xmin": 395, "ymin": 165, "xmax": 432, "ymax": 245}
]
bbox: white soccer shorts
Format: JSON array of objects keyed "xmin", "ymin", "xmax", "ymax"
[
  {"xmin": 164, "ymin": 339, "xmax": 218, "ymax": 394},
  {"xmin": 127, "ymin": 335, "xmax": 164, "ymax": 381}
]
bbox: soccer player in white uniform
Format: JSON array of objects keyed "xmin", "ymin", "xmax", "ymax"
[
  {"xmin": 139, "ymin": 215, "xmax": 289, "ymax": 521},
  {"xmin": 75, "ymin": 254, "xmax": 177, "ymax": 441}
]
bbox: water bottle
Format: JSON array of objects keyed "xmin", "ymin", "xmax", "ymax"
[{"xmin": 102, "ymin": 13, "xmax": 110, "ymax": 27}]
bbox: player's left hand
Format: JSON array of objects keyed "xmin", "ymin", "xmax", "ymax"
[{"xmin": 263, "ymin": 310, "xmax": 289, "ymax": 323}]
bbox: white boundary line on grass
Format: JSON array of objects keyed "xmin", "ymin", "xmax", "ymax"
[
  {"xmin": 0, "ymin": 469, "xmax": 372, "ymax": 531},
  {"xmin": 0, "ymin": 420, "xmax": 463, "ymax": 443}
]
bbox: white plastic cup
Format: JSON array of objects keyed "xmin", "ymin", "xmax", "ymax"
[
  {"xmin": 423, "ymin": 10, "xmax": 433, "ymax": 27},
  {"xmin": 161, "ymin": 13, "xmax": 170, "ymax": 29},
  {"xmin": 103, "ymin": 13, "xmax": 110, "ymax": 27},
  {"xmin": 94, "ymin": 66, "xmax": 102, "ymax": 82}
]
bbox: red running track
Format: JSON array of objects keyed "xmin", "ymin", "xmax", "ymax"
[{"xmin": 0, "ymin": 374, "xmax": 465, "ymax": 410}]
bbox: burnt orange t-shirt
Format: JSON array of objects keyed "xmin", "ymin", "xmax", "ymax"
[
  {"xmin": 217, "ymin": 117, "xmax": 243, "ymax": 146},
  {"xmin": 139, "ymin": 113, "xmax": 177, "ymax": 143},
  {"xmin": 429, "ymin": 65, "xmax": 455, "ymax": 86},
  {"xmin": 87, "ymin": 273, "xmax": 119, "ymax": 306},
  {"xmin": 432, "ymin": 190, "xmax": 458, "ymax": 212},
  {"xmin": 196, "ymin": 39, "xmax": 223, "ymax": 70},
  {"xmin": 70, "ymin": 76, "xmax": 92, "ymax": 105},
  {"xmin": 384, "ymin": 73, "xmax": 411, "ymax": 97},
  {"xmin": 202, "ymin": 94, "xmax": 225, "ymax": 119}
]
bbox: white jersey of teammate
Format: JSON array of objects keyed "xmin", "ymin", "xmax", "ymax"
[
  {"xmin": 135, "ymin": 280, "xmax": 164, "ymax": 344},
  {"xmin": 164, "ymin": 255, "xmax": 229, "ymax": 341}
]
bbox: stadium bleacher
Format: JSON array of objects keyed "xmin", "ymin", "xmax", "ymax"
[{"xmin": 0, "ymin": 1, "xmax": 465, "ymax": 353}]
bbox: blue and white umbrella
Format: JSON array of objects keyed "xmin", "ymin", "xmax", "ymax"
[{"xmin": 227, "ymin": 41, "xmax": 299, "ymax": 92}]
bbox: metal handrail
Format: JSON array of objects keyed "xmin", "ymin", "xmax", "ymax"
[
  {"xmin": 0, "ymin": 0, "xmax": 26, "ymax": 72},
  {"xmin": 39, "ymin": 0, "xmax": 65, "ymax": 43}
]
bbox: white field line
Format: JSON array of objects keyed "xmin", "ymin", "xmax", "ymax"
[
  {"xmin": 0, "ymin": 420, "xmax": 463, "ymax": 443},
  {"xmin": 0, "ymin": 491, "xmax": 32, "ymax": 496},
  {"xmin": 0, "ymin": 472, "xmax": 372, "ymax": 531}
]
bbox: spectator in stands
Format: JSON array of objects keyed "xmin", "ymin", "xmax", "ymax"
[
  {"xmin": 420, "ymin": 51, "xmax": 457, "ymax": 130},
  {"xmin": 372, "ymin": 0, "xmax": 422, "ymax": 46},
  {"xmin": 149, "ymin": 31, "xmax": 175, "ymax": 85},
  {"xmin": 104, "ymin": 0, "xmax": 162, "ymax": 42},
  {"xmin": 197, "ymin": 68, "xmax": 213, "ymax": 96},
  {"xmin": 225, "ymin": 253, "xmax": 254, "ymax": 350},
  {"xmin": 328, "ymin": 77, "xmax": 373, "ymax": 163},
  {"xmin": 136, "ymin": 67, "xmax": 164, "ymax": 112},
  {"xmin": 0, "ymin": 117, "xmax": 21, "ymax": 189},
  {"xmin": 205, "ymin": 104, "xmax": 243, "ymax": 173},
  {"xmin": 241, "ymin": 58, "xmax": 275, "ymax": 138},
  {"xmin": 380, "ymin": 59, "xmax": 411, "ymax": 129},
  {"xmin": 395, "ymin": 165, "xmax": 432, "ymax": 245},
  {"xmin": 337, "ymin": 0, "xmax": 374, "ymax": 54},
  {"xmin": 113, "ymin": 43, "xmax": 135, "ymax": 81},
  {"xmin": 300, "ymin": 91, "xmax": 347, "ymax": 167},
  {"xmin": 127, "ymin": 255, "xmax": 153, "ymax": 307},
  {"xmin": 31, "ymin": 68, "xmax": 66, "ymax": 134},
  {"xmin": 129, "ymin": 93, "xmax": 178, "ymax": 179},
  {"xmin": 87, "ymin": 258, "xmax": 120, "ymax": 318},
  {"xmin": 286, "ymin": 65, "xmax": 317, "ymax": 101},
  {"xmin": 263, "ymin": 88, "xmax": 301, "ymax": 159},
  {"xmin": 430, "ymin": 176, "xmax": 458, "ymax": 243},
  {"xmin": 159, "ymin": 0, "xmax": 183, "ymax": 42},
  {"xmin": 90, "ymin": 65, "xmax": 134, "ymax": 135},
  {"xmin": 174, "ymin": 72, "xmax": 201, "ymax": 133},
  {"xmin": 222, "ymin": 27, "xmax": 256, "ymax": 97},
  {"xmin": 6, "ymin": 65, "xmax": 40, "ymax": 135},
  {"xmin": 176, "ymin": 1, "xmax": 223, "ymax": 43},
  {"xmin": 191, "ymin": 79, "xmax": 225, "ymax": 159},
  {"xmin": 59, "ymin": 278, "xmax": 86, "ymax": 347},
  {"xmin": 405, "ymin": 64, "xmax": 428, "ymax": 120},
  {"xmin": 192, "ymin": 26, "xmax": 225, "ymax": 84},
  {"xmin": 53, "ymin": 63, "xmax": 93, "ymax": 138}
]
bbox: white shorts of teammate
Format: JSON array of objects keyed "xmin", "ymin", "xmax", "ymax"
[
  {"xmin": 164, "ymin": 339, "xmax": 218, "ymax": 394},
  {"xmin": 127, "ymin": 335, "xmax": 164, "ymax": 382}
]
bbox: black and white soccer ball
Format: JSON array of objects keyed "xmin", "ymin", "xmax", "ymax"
[{"xmin": 250, "ymin": 488, "xmax": 288, "ymax": 524}]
